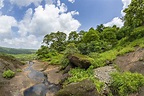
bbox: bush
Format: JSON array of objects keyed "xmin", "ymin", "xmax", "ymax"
[
  {"xmin": 61, "ymin": 43, "xmax": 80, "ymax": 68},
  {"xmin": 110, "ymin": 72, "xmax": 144, "ymax": 96},
  {"xmin": 65, "ymin": 66, "xmax": 104, "ymax": 93},
  {"xmin": 130, "ymin": 26, "xmax": 144, "ymax": 39},
  {"xmin": 3, "ymin": 70, "xmax": 15, "ymax": 78}
]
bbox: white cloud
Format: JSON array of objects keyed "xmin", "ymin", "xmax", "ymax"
[
  {"xmin": 3, "ymin": 35, "xmax": 40, "ymax": 49},
  {"xmin": 68, "ymin": 0, "xmax": 75, "ymax": 3},
  {"xmin": 0, "ymin": 15, "xmax": 17, "ymax": 39},
  {"xmin": 10, "ymin": 0, "xmax": 43, "ymax": 7},
  {"xmin": 104, "ymin": 17, "xmax": 124, "ymax": 28},
  {"xmin": 27, "ymin": 4, "xmax": 80, "ymax": 36},
  {"xmin": 121, "ymin": 0, "xmax": 131, "ymax": 16},
  {"xmin": 104, "ymin": 0, "xmax": 131, "ymax": 28},
  {"xmin": 0, "ymin": 0, "xmax": 4, "ymax": 9},
  {"xmin": 0, "ymin": 3, "xmax": 80, "ymax": 49}
]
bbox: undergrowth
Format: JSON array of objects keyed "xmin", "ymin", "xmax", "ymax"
[
  {"xmin": 110, "ymin": 72, "xmax": 144, "ymax": 96},
  {"xmin": 64, "ymin": 66, "xmax": 104, "ymax": 93},
  {"xmin": 89, "ymin": 37, "xmax": 144, "ymax": 68}
]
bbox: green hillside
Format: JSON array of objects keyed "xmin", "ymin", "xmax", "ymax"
[{"xmin": 0, "ymin": 46, "xmax": 36, "ymax": 54}]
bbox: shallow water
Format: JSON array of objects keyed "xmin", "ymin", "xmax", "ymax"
[{"xmin": 24, "ymin": 61, "xmax": 60, "ymax": 96}]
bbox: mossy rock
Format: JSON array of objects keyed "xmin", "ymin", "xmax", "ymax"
[
  {"xmin": 55, "ymin": 79, "xmax": 99, "ymax": 96},
  {"xmin": 68, "ymin": 54, "xmax": 93, "ymax": 69}
]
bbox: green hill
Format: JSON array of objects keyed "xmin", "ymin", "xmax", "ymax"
[{"xmin": 0, "ymin": 46, "xmax": 36, "ymax": 54}]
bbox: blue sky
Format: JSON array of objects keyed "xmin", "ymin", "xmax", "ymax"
[{"xmin": 0, "ymin": 0, "xmax": 131, "ymax": 49}]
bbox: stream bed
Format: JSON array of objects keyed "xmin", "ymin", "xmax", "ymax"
[{"xmin": 23, "ymin": 61, "xmax": 60, "ymax": 96}]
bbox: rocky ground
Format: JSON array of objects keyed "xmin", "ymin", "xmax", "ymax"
[{"xmin": 0, "ymin": 47, "xmax": 143, "ymax": 96}]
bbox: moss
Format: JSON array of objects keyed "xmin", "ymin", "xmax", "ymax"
[{"xmin": 72, "ymin": 53, "xmax": 94, "ymax": 63}]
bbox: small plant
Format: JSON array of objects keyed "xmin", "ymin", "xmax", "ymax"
[
  {"xmin": 2, "ymin": 70, "xmax": 15, "ymax": 78},
  {"xmin": 65, "ymin": 66, "xmax": 104, "ymax": 93},
  {"xmin": 16, "ymin": 69, "xmax": 22, "ymax": 72},
  {"xmin": 110, "ymin": 72, "xmax": 144, "ymax": 96}
]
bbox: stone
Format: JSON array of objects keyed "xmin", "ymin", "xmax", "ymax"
[{"xmin": 55, "ymin": 79, "xmax": 99, "ymax": 96}]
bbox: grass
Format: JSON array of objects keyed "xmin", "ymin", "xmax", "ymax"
[
  {"xmin": 89, "ymin": 37, "xmax": 144, "ymax": 68},
  {"xmin": 12, "ymin": 54, "xmax": 37, "ymax": 61},
  {"xmin": 110, "ymin": 72, "xmax": 144, "ymax": 96},
  {"xmin": 64, "ymin": 66, "xmax": 104, "ymax": 93},
  {"xmin": 49, "ymin": 54, "xmax": 63, "ymax": 65}
]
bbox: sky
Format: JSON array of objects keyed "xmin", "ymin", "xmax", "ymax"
[{"xmin": 0, "ymin": 0, "xmax": 131, "ymax": 49}]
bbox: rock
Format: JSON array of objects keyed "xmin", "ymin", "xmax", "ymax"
[
  {"xmin": 68, "ymin": 54, "xmax": 93, "ymax": 69},
  {"xmin": 55, "ymin": 79, "xmax": 99, "ymax": 96},
  {"xmin": 94, "ymin": 66, "xmax": 117, "ymax": 95},
  {"xmin": 94, "ymin": 66, "xmax": 117, "ymax": 84}
]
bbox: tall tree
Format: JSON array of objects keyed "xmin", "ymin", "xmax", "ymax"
[
  {"xmin": 83, "ymin": 28, "xmax": 99, "ymax": 43},
  {"xmin": 43, "ymin": 31, "xmax": 67, "ymax": 52},
  {"xmin": 96, "ymin": 24, "xmax": 105, "ymax": 32},
  {"xmin": 124, "ymin": 0, "xmax": 144, "ymax": 28},
  {"xmin": 68, "ymin": 31, "xmax": 79, "ymax": 42}
]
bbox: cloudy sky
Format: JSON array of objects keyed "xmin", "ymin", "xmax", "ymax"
[{"xmin": 0, "ymin": 0, "xmax": 131, "ymax": 49}]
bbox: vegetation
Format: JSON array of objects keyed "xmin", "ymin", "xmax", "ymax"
[
  {"xmin": 65, "ymin": 66, "xmax": 104, "ymax": 93},
  {"xmin": 12, "ymin": 54, "xmax": 37, "ymax": 61},
  {"xmin": 35, "ymin": 0, "xmax": 144, "ymax": 95},
  {"xmin": 110, "ymin": 72, "xmax": 144, "ymax": 96},
  {"xmin": 0, "ymin": 46, "xmax": 36, "ymax": 54},
  {"xmin": 2, "ymin": 70, "xmax": 15, "ymax": 78}
]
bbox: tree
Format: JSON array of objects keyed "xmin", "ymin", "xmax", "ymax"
[
  {"xmin": 68, "ymin": 31, "xmax": 79, "ymax": 42},
  {"xmin": 83, "ymin": 28, "xmax": 99, "ymax": 43},
  {"xmin": 96, "ymin": 24, "xmax": 105, "ymax": 32},
  {"xmin": 36, "ymin": 45, "xmax": 49, "ymax": 59},
  {"xmin": 101, "ymin": 27, "xmax": 117, "ymax": 46},
  {"xmin": 43, "ymin": 31, "xmax": 67, "ymax": 52},
  {"xmin": 78, "ymin": 30, "xmax": 86, "ymax": 41},
  {"xmin": 124, "ymin": 0, "xmax": 144, "ymax": 28}
]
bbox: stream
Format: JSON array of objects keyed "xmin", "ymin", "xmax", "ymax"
[{"xmin": 23, "ymin": 61, "xmax": 60, "ymax": 96}]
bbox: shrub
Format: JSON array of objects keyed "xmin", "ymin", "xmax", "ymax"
[
  {"xmin": 65, "ymin": 66, "xmax": 104, "ymax": 93},
  {"xmin": 3, "ymin": 70, "xmax": 15, "ymax": 78},
  {"xmin": 110, "ymin": 72, "xmax": 144, "ymax": 96},
  {"xmin": 61, "ymin": 43, "xmax": 80, "ymax": 68},
  {"xmin": 130, "ymin": 26, "xmax": 144, "ymax": 39}
]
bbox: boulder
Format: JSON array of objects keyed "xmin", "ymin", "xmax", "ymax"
[
  {"xmin": 55, "ymin": 79, "xmax": 99, "ymax": 96},
  {"xmin": 94, "ymin": 66, "xmax": 117, "ymax": 96},
  {"xmin": 68, "ymin": 54, "xmax": 93, "ymax": 69}
]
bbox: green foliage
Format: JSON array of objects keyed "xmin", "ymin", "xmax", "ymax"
[
  {"xmin": 61, "ymin": 43, "xmax": 80, "ymax": 68},
  {"xmin": 49, "ymin": 54, "xmax": 63, "ymax": 65},
  {"xmin": 101, "ymin": 27, "xmax": 118, "ymax": 46},
  {"xmin": 83, "ymin": 28, "xmax": 99, "ymax": 43},
  {"xmin": 43, "ymin": 31, "xmax": 67, "ymax": 52},
  {"xmin": 116, "ymin": 26, "xmax": 131, "ymax": 40},
  {"xmin": 73, "ymin": 53, "xmax": 94, "ymax": 64},
  {"xmin": 89, "ymin": 49, "xmax": 118, "ymax": 68},
  {"xmin": 110, "ymin": 72, "xmax": 144, "ymax": 96},
  {"xmin": 117, "ymin": 47, "xmax": 135, "ymax": 55},
  {"xmin": 130, "ymin": 26, "xmax": 144, "ymax": 39},
  {"xmin": 68, "ymin": 31, "xmax": 79, "ymax": 42},
  {"xmin": 2, "ymin": 70, "xmax": 15, "ymax": 78},
  {"xmin": 36, "ymin": 46, "xmax": 50, "ymax": 59},
  {"xmin": 124, "ymin": 0, "xmax": 144, "ymax": 28},
  {"xmin": 65, "ymin": 67, "xmax": 104, "ymax": 93},
  {"xmin": 12, "ymin": 54, "xmax": 36, "ymax": 61},
  {"xmin": 0, "ymin": 46, "xmax": 36, "ymax": 54}
]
